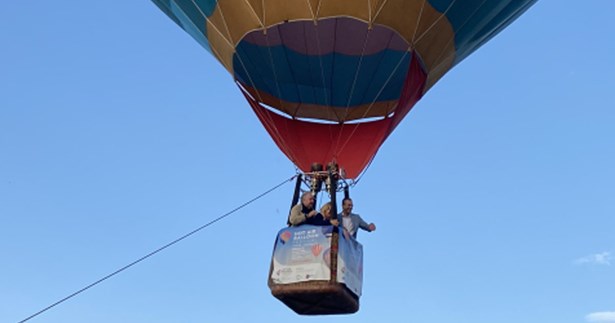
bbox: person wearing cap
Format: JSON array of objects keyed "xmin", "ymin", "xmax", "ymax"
[{"xmin": 288, "ymin": 192, "xmax": 318, "ymax": 226}]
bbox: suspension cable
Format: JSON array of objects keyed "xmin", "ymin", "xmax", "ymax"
[{"xmin": 18, "ymin": 175, "xmax": 296, "ymax": 323}]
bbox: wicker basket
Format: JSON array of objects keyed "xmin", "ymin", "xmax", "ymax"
[{"xmin": 268, "ymin": 232, "xmax": 360, "ymax": 315}]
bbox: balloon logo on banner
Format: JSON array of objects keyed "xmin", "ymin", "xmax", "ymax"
[
  {"xmin": 280, "ymin": 231, "xmax": 291, "ymax": 244},
  {"xmin": 311, "ymin": 244, "xmax": 323, "ymax": 257}
]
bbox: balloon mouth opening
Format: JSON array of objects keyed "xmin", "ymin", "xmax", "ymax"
[
  {"xmin": 233, "ymin": 17, "xmax": 413, "ymax": 124},
  {"xmin": 236, "ymin": 81, "xmax": 395, "ymax": 125}
]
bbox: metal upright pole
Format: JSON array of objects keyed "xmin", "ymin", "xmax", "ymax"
[
  {"xmin": 328, "ymin": 169, "xmax": 339, "ymax": 284},
  {"xmin": 287, "ymin": 174, "xmax": 303, "ymax": 226},
  {"xmin": 327, "ymin": 162, "xmax": 339, "ymax": 220},
  {"xmin": 330, "ymin": 174, "xmax": 338, "ymax": 220},
  {"xmin": 290, "ymin": 174, "xmax": 303, "ymax": 209}
]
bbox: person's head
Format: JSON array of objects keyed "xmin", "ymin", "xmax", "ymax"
[
  {"xmin": 342, "ymin": 198, "xmax": 353, "ymax": 215},
  {"xmin": 301, "ymin": 192, "xmax": 315, "ymax": 209},
  {"xmin": 320, "ymin": 202, "xmax": 332, "ymax": 219}
]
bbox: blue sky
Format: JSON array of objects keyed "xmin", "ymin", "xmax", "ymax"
[{"xmin": 1, "ymin": 1, "xmax": 614, "ymax": 323}]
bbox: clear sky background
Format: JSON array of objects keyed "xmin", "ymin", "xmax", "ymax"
[{"xmin": 2, "ymin": 1, "xmax": 614, "ymax": 323}]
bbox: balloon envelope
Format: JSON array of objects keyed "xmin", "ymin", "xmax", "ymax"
[{"xmin": 152, "ymin": 0, "xmax": 537, "ymax": 178}]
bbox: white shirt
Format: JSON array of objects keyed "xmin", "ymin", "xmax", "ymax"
[{"xmin": 342, "ymin": 216, "xmax": 354, "ymax": 236}]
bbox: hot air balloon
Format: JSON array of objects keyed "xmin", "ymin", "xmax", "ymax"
[{"xmin": 152, "ymin": 0, "xmax": 537, "ymax": 315}]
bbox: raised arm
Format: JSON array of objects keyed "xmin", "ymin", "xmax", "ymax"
[{"xmin": 357, "ymin": 214, "xmax": 376, "ymax": 232}]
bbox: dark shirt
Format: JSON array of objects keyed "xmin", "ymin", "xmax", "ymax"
[{"xmin": 305, "ymin": 213, "xmax": 333, "ymax": 226}]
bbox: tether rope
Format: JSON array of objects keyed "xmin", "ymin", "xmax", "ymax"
[{"xmin": 18, "ymin": 175, "xmax": 297, "ymax": 323}]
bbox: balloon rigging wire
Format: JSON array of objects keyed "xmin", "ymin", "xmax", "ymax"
[
  {"xmin": 335, "ymin": 49, "xmax": 411, "ymax": 155},
  {"xmin": 275, "ymin": 23, "xmax": 307, "ymax": 121},
  {"xmin": 413, "ymin": 0, "xmax": 458, "ymax": 45},
  {"xmin": 311, "ymin": 19, "xmax": 339, "ymax": 151},
  {"xmin": 181, "ymin": 0, "xmax": 298, "ymax": 163},
  {"xmin": 332, "ymin": 22, "xmax": 375, "ymax": 157},
  {"xmin": 426, "ymin": 0, "xmax": 535, "ymax": 76},
  {"xmin": 337, "ymin": 0, "xmax": 453, "ymax": 162},
  {"xmin": 422, "ymin": 0, "xmax": 485, "ymax": 69},
  {"xmin": 411, "ymin": 0, "xmax": 427, "ymax": 44},
  {"xmin": 226, "ymin": 19, "xmax": 298, "ymax": 162},
  {"xmin": 352, "ymin": 155, "xmax": 376, "ymax": 187},
  {"xmin": 17, "ymin": 175, "xmax": 297, "ymax": 323},
  {"xmin": 170, "ymin": 1, "xmax": 232, "ymax": 69}
]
